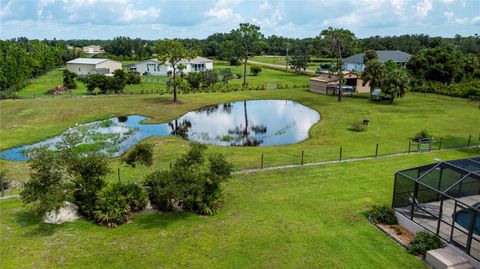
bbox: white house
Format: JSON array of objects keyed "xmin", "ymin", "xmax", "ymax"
[
  {"xmin": 82, "ymin": 45, "xmax": 103, "ymax": 54},
  {"xmin": 66, "ymin": 58, "xmax": 122, "ymax": 76},
  {"xmin": 342, "ymin": 50, "xmax": 412, "ymax": 72},
  {"xmin": 133, "ymin": 56, "xmax": 214, "ymax": 76}
]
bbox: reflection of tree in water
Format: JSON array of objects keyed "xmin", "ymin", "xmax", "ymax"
[
  {"xmin": 117, "ymin": 116, "xmax": 128, "ymax": 123},
  {"xmin": 169, "ymin": 119, "xmax": 192, "ymax": 139},
  {"xmin": 227, "ymin": 101, "xmax": 267, "ymax": 146},
  {"xmin": 222, "ymin": 103, "xmax": 232, "ymax": 114},
  {"xmin": 196, "ymin": 105, "xmax": 219, "ymax": 115}
]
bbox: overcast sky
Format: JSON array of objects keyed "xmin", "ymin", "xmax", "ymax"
[{"xmin": 1, "ymin": 0, "xmax": 479, "ymax": 40}]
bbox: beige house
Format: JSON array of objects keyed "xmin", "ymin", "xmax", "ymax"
[
  {"xmin": 309, "ymin": 71, "xmax": 370, "ymax": 95},
  {"xmin": 66, "ymin": 58, "xmax": 122, "ymax": 76},
  {"xmin": 82, "ymin": 45, "xmax": 103, "ymax": 54}
]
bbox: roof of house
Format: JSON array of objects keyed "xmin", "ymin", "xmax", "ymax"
[
  {"xmin": 343, "ymin": 50, "xmax": 411, "ymax": 64},
  {"xmin": 66, "ymin": 58, "xmax": 109, "ymax": 65},
  {"xmin": 135, "ymin": 56, "xmax": 213, "ymax": 66}
]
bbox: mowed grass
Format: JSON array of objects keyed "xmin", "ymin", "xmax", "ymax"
[
  {"xmin": 1, "ymin": 88, "xmax": 479, "ymax": 183},
  {"xmin": 250, "ymin": 55, "xmax": 334, "ymax": 71},
  {"xmin": 16, "ymin": 62, "xmax": 310, "ymax": 96},
  {"xmin": 2, "ymin": 149, "xmax": 477, "ymax": 268}
]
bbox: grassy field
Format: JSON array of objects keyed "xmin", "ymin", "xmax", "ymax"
[
  {"xmin": 250, "ymin": 55, "xmax": 334, "ymax": 71},
  {"xmin": 2, "ymin": 149, "xmax": 477, "ymax": 268},
  {"xmin": 15, "ymin": 62, "xmax": 310, "ymax": 96},
  {"xmin": 1, "ymin": 88, "xmax": 479, "ymax": 184}
]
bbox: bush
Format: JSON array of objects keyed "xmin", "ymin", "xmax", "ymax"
[
  {"xmin": 250, "ymin": 65, "xmax": 262, "ymax": 76},
  {"xmin": 122, "ymin": 143, "xmax": 154, "ymax": 167},
  {"xmin": 349, "ymin": 122, "xmax": 368, "ymax": 132},
  {"xmin": 408, "ymin": 231, "xmax": 444, "ymax": 255},
  {"xmin": 119, "ymin": 183, "xmax": 148, "ymax": 212},
  {"xmin": 143, "ymin": 143, "xmax": 233, "ymax": 215},
  {"xmin": 411, "ymin": 130, "xmax": 431, "ymax": 141},
  {"xmin": 369, "ymin": 205, "xmax": 397, "ymax": 225},
  {"xmin": 229, "ymin": 57, "xmax": 240, "ymax": 66},
  {"xmin": 126, "ymin": 72, "xmax": 141, "ymax": 85},
  {"xmin": 0, "ymin": 170, "xmax": 10, "ymax": 190},
  {"xmin": 94, "ymin": 183, "xmax": 131, "ymax": 227}
]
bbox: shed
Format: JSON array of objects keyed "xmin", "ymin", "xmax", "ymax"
[{"xmin": 66, "ymin": 58, "xmax": 122, "ymax": 76}]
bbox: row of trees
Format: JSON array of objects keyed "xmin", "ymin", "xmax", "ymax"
[
  {"xmin": 81, "ymin": 69, "xmax": 140, "ymax": 94},
  {"xmin": 0, "ymin": 38, "xmax": 81, "ymax": 97}
]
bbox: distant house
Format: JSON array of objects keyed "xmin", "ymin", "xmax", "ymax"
[
  {"xmin": 309, "ymin": 71, "xmax": 370, "ymax": 95},
  {"xmin": 342, "ymin": 50, "xmax": 411, "ymax": 72},
  {"xmin": 66, "ymin": 58, "xmax": 122, "ymax": 76},
  {"xmin": 82, "ymin": 45, "xmax": 103, "ymax": 54},
  {"xmin": 134, "ymin": 56, "xmax": 214, "ymax": 76}
]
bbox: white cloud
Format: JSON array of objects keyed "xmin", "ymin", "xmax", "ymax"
[
  {"xmin": 122, "ymin": 5, "xmax": 160, "ymax": 22},
  {"xmin": 204, "ymin": 0, "xmax": 243, "ymax": 23},
  {"xmin": 444, "ymin": 11, "xmax": 480, "ymax": 25},
  {"xmin": 415, "ymin": 0, "xmax": 433, "ymax": 17},
  {"xmin": 440, "ymin": 0, "xmax": 457, "ymax": 4},
  {"xmin": 259, "ymin": 1, "xmax": 271, "ymax": 11}
]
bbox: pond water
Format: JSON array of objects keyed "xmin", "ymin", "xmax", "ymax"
[{"xmin": 0, "ymin": 100, "xmax": 320, "ymax": 161}]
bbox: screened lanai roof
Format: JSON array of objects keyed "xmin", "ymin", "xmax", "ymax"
[{"xmin": 397, "ymin": 157, "xmax": 480, "ymax": 200}]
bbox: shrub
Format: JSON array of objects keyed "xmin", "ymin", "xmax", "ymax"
[
  {"xmin": 369, "ymin": 205, "xmax": 398, "ymax": 225},
  {"xmin": 143, "ymin": 143, "xmax": 233, "ymax": 215},
  {"xmin": 250, "ymin": 65, "xmax": 262, "ymax": 76},
  {"xmin": 0, "ymin": 170, "xmax": 10, "ymax": 191},
  {"xmin": 122, "ymin": 143, "xmax": 154, "ymax": 167},
  {"xmin": 119, "ymin": 183, "xmax": 148, "ymax": 212},
  {"xmin": 94, "ymin": 183, "xmax": 130, "ymax": 227},
  {"xmin": 408, "ymin": 231, "xmax": 444, "ymax": 255},
  {"xmin": 411, "ymin": 129, "xmax": 431, "ymax": 141},
  {"xmin": 229, "ymin": 57, "xmax": 240, "ymax": 66},
  {"xmin": 349, "ymin": 122, "xmax": 367, "ymax": 132},
  {"xmin": 126, "ymin": 72, "xmax": 141, "ymax": 85}
]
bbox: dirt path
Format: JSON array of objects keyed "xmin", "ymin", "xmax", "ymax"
[{"xmin": 247, "ymin": 60, "xmax": 317, "ymax": 74}]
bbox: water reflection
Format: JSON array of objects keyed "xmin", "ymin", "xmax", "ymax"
[{"xmin": 0, "ymin": 100, "xmax": 320, "ymax": 161}]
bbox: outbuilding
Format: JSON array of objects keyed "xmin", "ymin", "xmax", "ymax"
[
  {"xmin": 309, "ymin": 71, "xmax": 370, "ymax": 95},
  {"xmin": 66, "ymin": 58, "xmax": 122, "ymax": 76}
]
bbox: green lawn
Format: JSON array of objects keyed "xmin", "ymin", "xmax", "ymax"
[
  {"xmin": 2, "ymin": 149, "xmax": 477, "ymax": 268},
  {"xmin": 1, "ymin": 88, "xmax": 479, "ymax": 183},
  {"xmin": 250, "ymin": 55, "xmax": 334, "ymax": 71},
  {"xmin": 15, "ymin": 62, "xmax": 310, "ymax": 96}
]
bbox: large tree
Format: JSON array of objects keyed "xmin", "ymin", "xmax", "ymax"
[
  {"xmin": 361, "ymin": 60, "xmax": 387, "ymax": 93},
  {"xmin": 320, "ymin": 27, "xmax": 356, "ymax": 102},
  {"xmin": 156, "ymin": 40, "xmax": 196, "ymax": 102},
  {"xmin": 230, "ymin": 23, "xmax": 263, "ymax": 88},
  {"xmin": 383, "ymin": 66, "xmax": 410, "ymax": 103}
]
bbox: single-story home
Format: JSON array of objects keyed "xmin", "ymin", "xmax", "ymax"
[
  {"xmin": 343, "ymin": 50, "xmax": 412, "ymax": 72},
  {"xmin": 309, "ymin": 71, "xmax": 370, "ymax": 95},
  {"xmin": 82, "ymin": 45, "xmax": 103, "ymax": 54},
  {"xmin": 133, "ymin": 56, "xmax": 214, "ymax": 76},
  {"xmin": 66, "ymin": 58, "xmax": 122, "ymax": 76}
]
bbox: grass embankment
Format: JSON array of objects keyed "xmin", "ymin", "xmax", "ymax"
[
  {"xmin": 1, "ymin": 89, "xmax": 479, "ymax": 183},
  {"xmin": 2, "ymin": 149, "xmax": 477, "ymax": 268}
]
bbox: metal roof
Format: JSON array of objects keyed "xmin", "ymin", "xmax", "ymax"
[
  {"xmin": 135, "ymin": 56, "xmax": 213, "ymax": 66},
  {"xmin": 66, "ymin": 58, "xmax": 108, "ymax": 65},
  {"xmin": 343, "ymin": 50, "xmax": 412, "ymax": 64}
]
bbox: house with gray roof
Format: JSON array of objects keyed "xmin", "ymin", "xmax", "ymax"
[{"xmin": 342, "ymin": 50, "xmax": 412, "ymax": 72}]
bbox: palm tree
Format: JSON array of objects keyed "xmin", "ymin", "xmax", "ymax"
[
  {"xmin": 361, "ymin": 60, "xmax": 386, "ymax": 93},
  {"xmin": 383, "ymin": 67, "xmax": 410, "ymax": 103}
]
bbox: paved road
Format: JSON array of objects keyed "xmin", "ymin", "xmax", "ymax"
[{"xmin": 247, "ymin": 60, "xmax": 317, "ymax": 74}]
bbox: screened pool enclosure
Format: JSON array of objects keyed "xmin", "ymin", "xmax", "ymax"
[{"xmin": 392, "ymin": 157, "xmax": 480, "ymax": 260}]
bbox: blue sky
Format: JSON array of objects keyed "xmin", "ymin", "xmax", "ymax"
[{"xmin": 1, "ymin": 0, "xmax": 479, "ymax": 39}]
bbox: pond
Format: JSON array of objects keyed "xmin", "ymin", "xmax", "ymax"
[{"xmin": 0, "ymin": 100, "xmax": 320, "ymax": 161}]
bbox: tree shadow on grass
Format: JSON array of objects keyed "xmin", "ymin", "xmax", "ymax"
[
  {"xmin": 142, "ymin": 97, "xmax": 183, "ymax": 105},
  {"xmin": 132, "ymin": 210, "xmax": 200, "ymax": 230},
  {"xmin": 13, "ymin": 210, "xmax": 61, "ymax": 237}
]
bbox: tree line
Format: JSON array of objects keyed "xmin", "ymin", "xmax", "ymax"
[{"xmin": 0, "ymin": 38, "xmax": 81, "ymax": 98}]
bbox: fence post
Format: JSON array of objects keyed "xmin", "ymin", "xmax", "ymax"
[
  {"xmin": 375, "ymin": 143, "xmax": 379, "ymax": 158},
  {"xmin": 117, "ymin": 167, "xmax": 121, "ymax": 183},
  {"xmin": 261, "ymin": 154, "xmax": 264, "ymax": 169},
  {"xmin": 417, "ymin": 138, "xmax": 420, "ymax": 152},
  {"xmin": 439, "ymin": 137, "xmax": 443, "ymax": 151},
  {"xmin": 468, "ymin": 134, "xmax": 472, "ymax": 147},
  {"xmin": 301, "ymin": 150, "xmax": 304, "ymax": 166},
  {"xmin": 408, "ymin": 140, "xmax": 411, "ymax": 154},
  {"xmin": 339, "ymin": 146, "xmax": 343, "ymax": 162}
]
